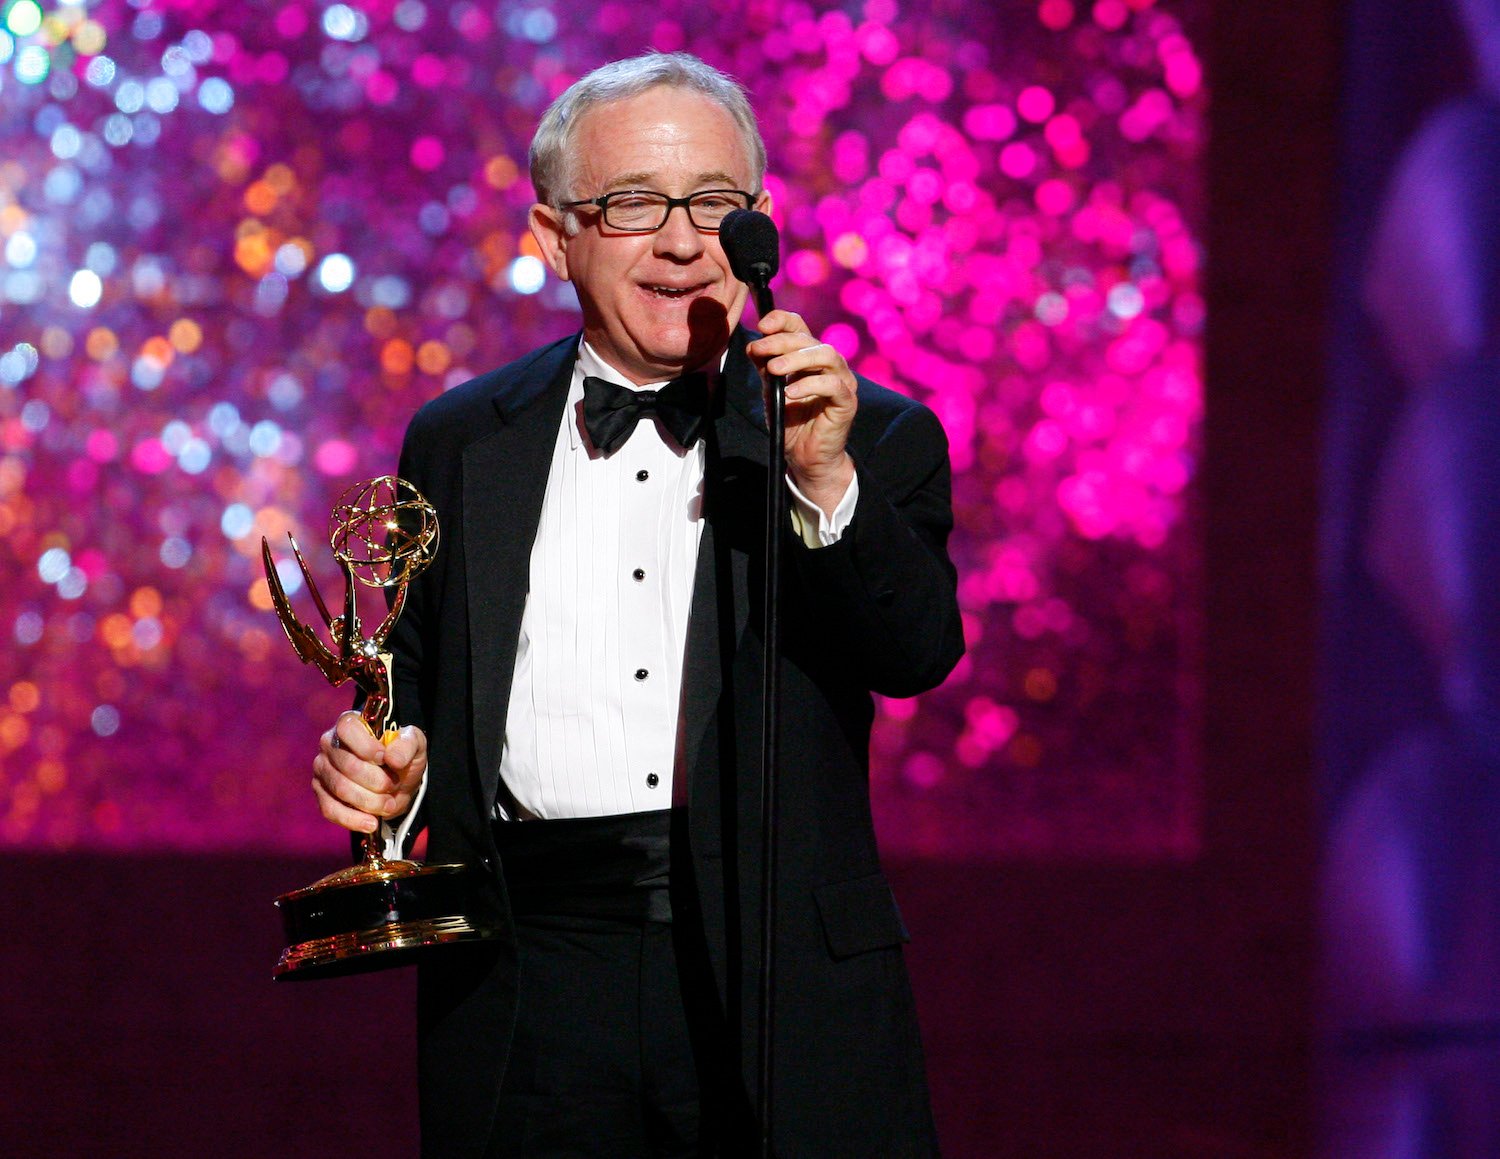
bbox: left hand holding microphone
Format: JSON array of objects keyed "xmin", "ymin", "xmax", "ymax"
[{"xmin": 747, "ymin": 310, "xmax": 857, "ymax": 517}]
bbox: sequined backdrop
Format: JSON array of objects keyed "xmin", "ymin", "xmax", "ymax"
[{"xmin": 0, "ymin": 0, "xmax": 1203, "ymax": 857}]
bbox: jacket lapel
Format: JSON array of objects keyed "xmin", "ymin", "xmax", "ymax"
[{"xmin": 462, "ymin": 341, "xmax": 575, "ymax": 807}]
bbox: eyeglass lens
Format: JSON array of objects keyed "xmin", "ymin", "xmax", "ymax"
[{"xmin": 605, "ymin": 191, "xmax": 747, "ymax": 230}]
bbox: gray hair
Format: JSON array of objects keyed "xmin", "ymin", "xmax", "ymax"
[{"xmin": 528, "ymin": 51, "xmax": 767, "ymax": 209}]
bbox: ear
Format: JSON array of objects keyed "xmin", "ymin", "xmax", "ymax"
[
  {"xmin": 753, "ymin": 186, "xmax": 775, "ymax": 219},
  {"xmin": 528, "ymin": 203, "xmax": 571, "ymax": 282}
]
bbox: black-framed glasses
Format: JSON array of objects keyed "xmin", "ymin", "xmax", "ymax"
[{"xmin": 560, "ymin": 189, "xmax": 757, "ymax": 233}]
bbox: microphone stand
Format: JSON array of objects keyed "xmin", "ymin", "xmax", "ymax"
[{"xmin": 748, "ymin": 270, "xmax": 782, "ymax": 1159}]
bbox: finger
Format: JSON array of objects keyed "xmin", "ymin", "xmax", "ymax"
[
  {"xmin": 331, "ymin": 711, "xmax": 385, "ymax": 763},
  {"xmin": 747, "ymin": 331, "xmax": 820, "ymax": 365},
  {"xmin": 393, "ymin": 762, "xmax": 426, "ymax": 797},
  {"xmin": 315, "ymin": 750, "xmax": 400, "ymax": 814},
  {"xmin": 789, "ymin": 377, "xmax": 856, "ymax": 407},
  {"xmin": 312, "ymin": 776, "xmax": 379, "ymax": 834},
  {"xmin": 386, "ymin": 787, "xmax": 417, "ymax": 816},
  {"xmin": 755, "ymin": 309, "xmax": 811, "ymax": 337},
  {"xmin": 765, "ymin": 342, "xmax": 844, "ymax": 380},
  {"xmin": 381, "ymin": 724, "xmax": 426, "ymax": 772},
  {"xmin": 320, "ymin": 729, "xmax": 396, "ymax": 794},
  {"xmin": 384, "ymin": 752, "xmax": 427, "ymax": 798}
]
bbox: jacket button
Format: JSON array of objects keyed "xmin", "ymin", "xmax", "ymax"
[
  {"xmin": 632, "ymin": 568, "xmax": 645, "ymax": 581},
  {"xmin": 636, "ymin": 469, "xmax": 649, "ymax": 482},
  {"xmin": 646, "ymin": 773, "xmax": 660, "ymax": 788},
  {"xmin": 634, "ymin": 668, "xmax": 649, "ymax": 681}
]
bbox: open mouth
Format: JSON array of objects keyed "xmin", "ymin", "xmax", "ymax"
[{"xmin": 642, "ymin": 283, "xmax": 706, "ymax": 300}]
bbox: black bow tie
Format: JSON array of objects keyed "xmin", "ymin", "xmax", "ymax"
[{"xmin": 581, "ymin": 373, "xmax": 710, "ymax": 454}]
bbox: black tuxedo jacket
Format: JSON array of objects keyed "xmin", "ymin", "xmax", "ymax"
[{"xmin": 387, "ymin": 327, "xmax": 963, "ymax": 1156}]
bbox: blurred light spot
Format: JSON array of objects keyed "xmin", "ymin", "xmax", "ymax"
[
  {"xmin": 999, "ymin": 142, "xmax": 1036, "ymax": 178},
  {"xmin": 3, "ymin": 271, "xmax": 42, "ymax": 304},
  {"xmin": 1035, "ymin": 292, "xmax": 1067, "ymax": 325},
  {"xmin": 1038, "ymin": 0, "xmax": 1074, "ymax": 29},
  {"xmin": 160, "ymin": 538, "xmax": 191, "ymax": 568},
  {"xmin": 409, "ymin": 135, "xmax": 443, "ymax": 170},
  {"xmin": 132, "ymin": 10, "xmax": 163, "ymax": 40},
  {"xmin": 274, "ymin": 557, "xmax": 305, "ymax": 596},
  {"xmin": 131, "ymin": 358, "xmax": 165, "ymax": 390},
  {"xmin": 58, "ymin": 568, "xmax": 88, "ymax": 600},
  {"xmin": 316, "ymin": 253, "xmax": 355, "ymax": 293},
  {"xmin": 84, "ymin": 55, "xmax": 116, "ymax": 87},
  {"xmin": 84, "ymin": 242, "xmax": 118, "ymax": 275},
  {"xmin": 69, "ymin": 270, "xmax": 104, "ymax": 308},
  {"xmin": 38, "ymin": 548, "xmax": 71, "ymax": 585},
  {"xmin": 161, "ymin": 45, "xmax": 194, "ymax": 80},
  {"xmin": 14, "ymin": 611, "xmax": 43, "ymax": 645},
  {"xmin": 133, "ymin": 113, "xmax": 162, "ymax": 148},
  {"xmin": 102, "ymin": 113, "xmax": 133, "ymax": 146},
  {"xmin": 1017, "ymin": 86, "xmax": 1056, "ymax": 123},
  {"xmin": 273, "ymin": 242, "xmax": 309, "ymax": 278},
  {"xmin": 267, "ymin": 373, "xmax": 302, "ymax": 410},
  {"xmin": 132, "ymin": 618, "xmax": 162, "ymax": 649},
  {"xmin": 207, "ymin": 402, "xmax": 241, "ymax": 438},
  {"xmin": 1093, "ymin": 0, "xmax": 1129, "ymax": 30},
  {"xmin": 115, "ymin": 79, "xmax": 145, "ymax": 113},
  {"xmin": 394, "ymin": 1, "xmax": 427, "ymax": 31},
  {"xmin": 182, "ymin": 29, "xmax": 213, "ymax": 63},
  {"xmin": 168, "ymin": 318, "xmax": 202, "ymax": 353},
  {"xmin": 130, "ymin": 438, "xmax": 172, "ymax": 472},
  {"xmin": 1107, "ymin": 282, "xmax": 1144, "ymax": 319},
  {"xmin": 43, "ymin": 164, "xmax": 81, "ymax": 203},
  {"xmin": 823, "ymin": 322, "xmax": 860, "ymax": 360},
  {"xmin": 91, "ymin": 705, "xmax": 121, "ymax": 737},
  {"xmin": 314, "ymin": 439, "xmax": 358, "ymax": 476},
  {"xmin": 369, "ymin": 275, "xmax": 411, "ymax": 308},
  {"xmin": 50, "ymin": 123, "xmax": 82, "ymax": 159},
  {"xmin": 198, "ymin": 76, "xmax": 234, "ymax": 114},
  {"xmin": 248, "ymin": 420, "xmax": 282, "ymax": 457},
  {"xmin": 144, "ymin": 77, "xmax": 179, "ymax": 114},
  {"xmin": 178, "ymin": 438, "xmax": 211, "ymax": 474},
  {"xmin": 1035, "ymin": 178, "xmax": 1075, "ymax": 216},
  {"xmin": 519, "ymin": 8, "xmax": 557, "ymax": 42},
  {"xmin": 322, "ymin": 4, "xmax": 368, "ymax": 41},
  {"xmin": 5, "ymin": 231, "xmax": 37, "ymax": 268},
  {"xmin": 508, "ymin": 255, "xmax": 545, "ymax": 294},
  {"xmin": 381, "ymin": 338, "xmax": 414, "ymax": 374},
  {"xmin": 19, "ymin": 399, "xmax": 48, "ymax": 431},
  {"xmin": 0, "ymin": 343, "xmax": 39, "ymax": 384},
  {"xmin": 5, "ymin": 0, "xmax": 42, "ymax": 37},
  {"xmin": 220, "ymin": 504, "xmax": 253, "ymax": 539},
  {"xmin": 9, "ymin": 681, "xmax": 39, "ymax": 713},
  {"xmin": 160, "ymin": 420, "xmax": 191, "ymax": 455},
  {"xmin": 254, "ymin": 272, "xmax": 289, "ymax": 315}
]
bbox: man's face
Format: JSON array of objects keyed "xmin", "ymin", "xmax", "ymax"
[{"xmin": 529, "ymin": 86, "xmax": 771, "ymax": 385}]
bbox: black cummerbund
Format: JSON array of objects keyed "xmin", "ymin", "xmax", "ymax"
[{"xmin": 494, "ymin": 808, "xmax": 673, "ymax": 923}]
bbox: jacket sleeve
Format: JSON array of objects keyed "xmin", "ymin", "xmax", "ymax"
[{"xmin": 788, "ymin": 398, "xmax": 964, "ymax": 698}]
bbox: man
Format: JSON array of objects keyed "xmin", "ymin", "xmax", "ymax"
[{"xmin": 312, "ymin": 52, "xmax": 963, "ymax": 1157}]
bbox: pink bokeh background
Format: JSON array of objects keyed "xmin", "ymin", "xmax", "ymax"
[{"xmin": 0, "ymin": 0, "xmax": 1203, "ymax": 859}]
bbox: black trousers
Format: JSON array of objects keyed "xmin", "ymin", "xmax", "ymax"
[{"xmin": 487, "ymin": 813, "xmax": 752, "ymax": 1158}]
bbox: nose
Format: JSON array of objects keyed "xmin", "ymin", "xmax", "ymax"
[{"xmin": 652, "ymin": 202, "xmax": 706, "ymax": 260}]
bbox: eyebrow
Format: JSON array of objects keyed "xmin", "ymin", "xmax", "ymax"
[{"xmin": 601, "ymin": 171, "xmax": 742, "ymax": 191}]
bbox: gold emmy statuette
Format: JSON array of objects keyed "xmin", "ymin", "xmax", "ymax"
[{"xmin": 261, "ymin": 475, "xmax": 503, "ymax": 980}]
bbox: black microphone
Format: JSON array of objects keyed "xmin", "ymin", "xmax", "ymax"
[{"xmin": 719, "ymin": 208, "xmax": 780, "ymax": 305}]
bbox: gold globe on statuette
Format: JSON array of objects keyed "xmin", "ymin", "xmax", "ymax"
[{"xmin": 261, "ymin": 476, "xmax": 503, "ymax": 980}]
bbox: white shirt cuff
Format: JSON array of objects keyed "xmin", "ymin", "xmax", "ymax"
[
  {"xmin": 786, "ymin": 471, "xmax": 859, "ymax": 548},
  {"xmin": 379, "ymin": 771, "xmax": 429, "ymax": 860}
]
